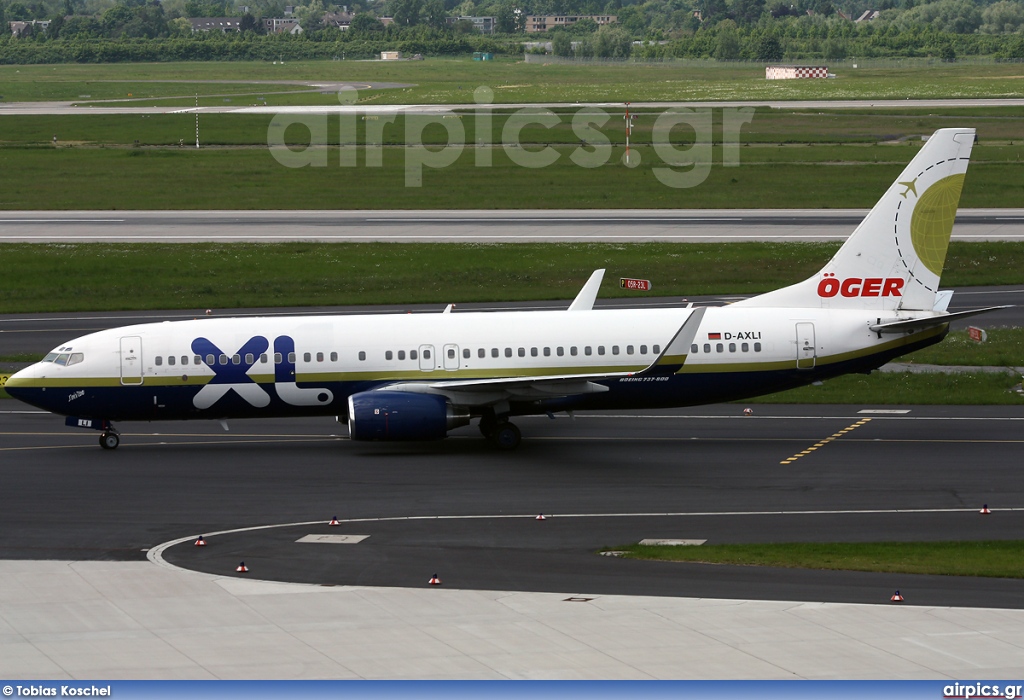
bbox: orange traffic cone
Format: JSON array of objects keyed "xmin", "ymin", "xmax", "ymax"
[
  {"xmin": 429, "ymin": 573, "xmax": 441, "ymax": 585},
  {"xmin": 536, "ymin": 514, "xmax": 546, "ymax": 521},
  {"xmin": 236, "ymin": 562, "xmax": 249, "ymax": 573},
  {"xmin": 980, "ymin": 504, "xmax": 991, "ymax": 514},
  {"xmin": 329, "ymin": 516, "xmax": 340, "ymax": 526},
  {"xmin": 891, "ymin": 590, "xmax": 904, "ymax": 602}
]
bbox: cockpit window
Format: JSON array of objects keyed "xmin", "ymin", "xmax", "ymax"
[
  {"xmin": 54, "ymin": 353, "xmax": 71, "ymax": 366},
  {"xmin": 42, "ymin": 352, "xmax": 58, "ymax": 363},
  {"xmin": 67, "ymin": 353, "xmax": 84, "ymax": 366}
]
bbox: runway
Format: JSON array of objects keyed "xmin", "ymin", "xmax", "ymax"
[
  {"xmin": 3, "ymin": 97, "xmax": 1024, "ymax": 116},
  {"xmin": 1, "ymin": 403, "xmax": 1023, "ymax": 608},
  {"xmin": 2, "ymin": 209, "xmax": 1023, "ymax": 242}
]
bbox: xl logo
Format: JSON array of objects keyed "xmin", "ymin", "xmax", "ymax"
[{"xmin": 190, "ymin": 335, "xmax": 333, "ymax": 410}]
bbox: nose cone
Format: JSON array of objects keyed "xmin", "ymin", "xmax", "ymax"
[{"xmin": 4, "ymin": 366, "xmax": 38, "ymax": 405}]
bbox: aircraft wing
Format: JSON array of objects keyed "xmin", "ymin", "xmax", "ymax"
[
  {"xmin": 384, "ymin": 307, "xmax": 707, "ymax": 405},
  {"xmin": 869, "ymin": 306, "xmax": 1011, "ymax": 333}
]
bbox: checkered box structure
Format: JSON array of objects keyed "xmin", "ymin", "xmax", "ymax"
[{"xmin": 766, "ymin": 65, "xmax": 828, "ymax": 79}]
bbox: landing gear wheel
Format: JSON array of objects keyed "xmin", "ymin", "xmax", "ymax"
[
  {"xmin": 99, "ymin": 432, "xmax": 120, "ymax": 450},
  {"xmin": 490, "ymin": 422, "xmax": 521, "ymax": 451}
]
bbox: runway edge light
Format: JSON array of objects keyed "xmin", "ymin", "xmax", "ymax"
[
  {"xmin": 236, "ymin": 562, "xmax": 249, "ymax": 573},
  {"xmin": 536, "ymin": 514, "xmax": 547, "ymax": 520},
  {"xmin": 329, "ymin": 516, "xmax": 340, "ymax": 526},
  {"xmin": 429, "ymin": 573, "xmax": 442, "ymax": 585},
  {"xmin": 891, "ymin": 590, "xmax": 904, "ymax": 602},
  {"xmin": 980, "ymin": 504, "xmax": 991, "ymax": 514},
  {"xmin": 194, "ymin": 536, "xmax": 207, "ymax": 547}
]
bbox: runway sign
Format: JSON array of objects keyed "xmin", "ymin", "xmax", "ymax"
[
  {"xmin": 620, "ymin": 277, "xmax": 652, "ymax": 291},
  {"xmin": 968, "ymin": 326, "xmax": 988, "ymax": 342}
]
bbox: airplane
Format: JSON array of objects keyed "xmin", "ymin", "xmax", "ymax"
[{"xmin": 4, "ymin": 128, "xmax": 1007, "ymax": 451}]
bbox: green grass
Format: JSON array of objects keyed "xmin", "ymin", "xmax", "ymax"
[
  {"xmin": 607, "ymin": 540, "xmax": 1024, "ymax": 578},
  {"xmin": 4, "ymin": 110, "xmax": 1023, "ymax": 148},
  {"xmin": 894, "ymin": 328, "xmax": 1024, "ymax": 367},
  {"xmin": 749, "ymin": 370, "xmax": 1024, "ymax": 405},
  {"xmin": 1, "ymin": 241, "xmax": 1022, "ymax": 313},
  {"xmin": 0, "ymin": 145, "xmax": 1021, "ymax": 210},
  {"xmin": 2, "ymin": 60, "xmax": 1024, "ymax": 106}
]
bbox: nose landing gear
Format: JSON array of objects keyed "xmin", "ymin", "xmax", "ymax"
[{"xmin": 99, "ymin": 431, "xmax": 120, "ymax": 450}]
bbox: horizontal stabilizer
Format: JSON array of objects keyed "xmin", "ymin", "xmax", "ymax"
[{"xmin": 869, "ymin": 306, "xmax": 1011, "ymax": 333}]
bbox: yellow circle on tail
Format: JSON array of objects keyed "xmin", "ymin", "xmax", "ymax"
[{"xmin": 910, "ymin": 173, "xmax": 965, "ymax": 277}]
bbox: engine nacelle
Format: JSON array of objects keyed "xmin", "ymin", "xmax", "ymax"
[{"xmin": 347, "ymin": 391, "xmax": 469, "ymax": 442}]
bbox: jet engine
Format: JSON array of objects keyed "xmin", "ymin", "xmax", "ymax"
[{"xmin": 347, "ymin": 391, "xmax": 470, "ymax": 441}]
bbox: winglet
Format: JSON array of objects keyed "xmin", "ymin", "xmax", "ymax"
[{"xmin": 567, "ymin": 269, "xmax": 605, "ymax": 311}]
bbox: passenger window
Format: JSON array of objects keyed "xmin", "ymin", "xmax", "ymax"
[
  {"xmin": 716, "ymin": 344, "xmax": 723, "ymax": 353},
  {"xmin": 691, "ymin": 344, "xmax": 698, "ymax": 354},
  {"xmin": 570, "ymin": 347, "xmax": 578, "ymax": 356},
  {"xmin": 245, "ymin": 353, "xmax": 254, "ymax": 364},
  {"xmin": 206, "ymin": 354, "xmax": 215, "ymax": 365},
  {"xmin": 219, "ymin": 354, "xmax": 228, "ymax": 365},
  {"xmin": 530, "ymin": 348, "xmax": 537, "ymax": 357},
  {"xmin": 627, "ymin": 345, "xmax": 634, "ymax": 355},
  {"xmin": 754, "ymin": 342, "xmax": 762, "ymax": 352},
  {"xmin": 543, "ymin": 347, "xmax": 551, "ymax": 357},
  {"xmin": 411, "ymin": 350, "xmax": 418, "ymax": 360},
  {"xmin": 316, "ymin": 352, "xmax": 323, "ymax": 362},
  {"xmin": 704, "ymin": 344, "xmax": 711, "ymax": 353},
  {"xmin": 741, "ymin": 343, "xmax": 749, "ymax": 352},
  {"xmin": 448, "ymin": 348, "xmax": 456, "ymax": 359},
  {"xmin": 155, "ymin": 356, "xmax": 163, "ymax": 366},
  {"xmin": 288, "ymin": 352, "xmax": 296, "ymax": 363},
  {"xmin": 463, "ymin": 349, "xmax": 471, "ymax": 359},
  {"xmin": 653, "ymin": 345, "xmax": 661, "ymax": 354},
  {"xmin": 68, "ymin": 353, "xmax": 84, "ymax": 366},
  {"xmin": 183, "ymin": 356, "xmax": 191, "ymax": 365},
  {"xmin": 194, "ymin": 355, "xmax": 202, "ymax": 365},
  {"xmin": 557, "ymin": 347, "xmax": 564, "ymax": 356},
  {"xmin": 585, "ymin": 346, "xmax": 592, "ymax": 356},
  {"xmin": 598, "ymin": 346, "xmax": 605, "ymax": 355},
  {"xmin": 491, "ymin": 348, "xmax": 499, "ymax": 358},
  {"xmin": 518, "ymin": 348, "xmax": 525, "ymax": 357},
  {"xmin": 274, "ymin": 353, "xmax": 283, "ymax": 364},
  {"xmin": 423, "ymin": 349, "xmax": 430, "ymax": 360},
  {"xmin": 505, "ymin": 348, "xmax": 512, "ymax": 358},
  {"xmin": 477, "ymin": 348, "xmax": 485, "ymax": 358},
  {"xmin": 358, "ymin": 351, "xmax": 366, "ymax": 361},
  {"xmin": 386, "ymin": 350, "xmax": 393, "ymax": 360},
  {"xmin": 397, "ymin": 350, "xmax": 404, "ymax": 360},
  {"xmin": 729, "ymin": 343, "xmax": 736, "ymax": 352},
  {"xmin": 168, "ymin": 356, "xmax": 175, "ymax": 366},
  {"xmin": 330, "ymin": 352, "xmax": 338, "ymax": 362},
  {"xmin": 640, "ymin": 345, "xmax": 648, "ymax": 354}
]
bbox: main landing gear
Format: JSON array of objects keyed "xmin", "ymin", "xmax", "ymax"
[
  {"xmin": 479, "ymin": 414, "xmax": 522, "ymax": 451},
  {"xmin": 99, "ymin": 431, "xmax": 120, "ymax": 450}
]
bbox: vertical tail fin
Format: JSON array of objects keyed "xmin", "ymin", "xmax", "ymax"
[{"xmin": 736, "ymin": 128, "xmax": 975, "ymax": 311}]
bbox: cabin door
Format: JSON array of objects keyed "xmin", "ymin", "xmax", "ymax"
[{"xmin": 120, "ymin": 336, "xmax": 143, "ymax": 385}]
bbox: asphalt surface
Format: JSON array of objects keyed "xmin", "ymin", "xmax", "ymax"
[
  {"xmin": 2, "ymin": 287, "xmax": 1021, "ymax": 359},
  {"xmin": 1, "ymin": 405, "xmax": 1023, "ymax": 609},
  {"xmin": 3, "ymin": 98, "xmax": 1024, "ymax": 115},
  {"xmin": 2, "ymin": 209, "xmax": 1023, "ymax": 242}
]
